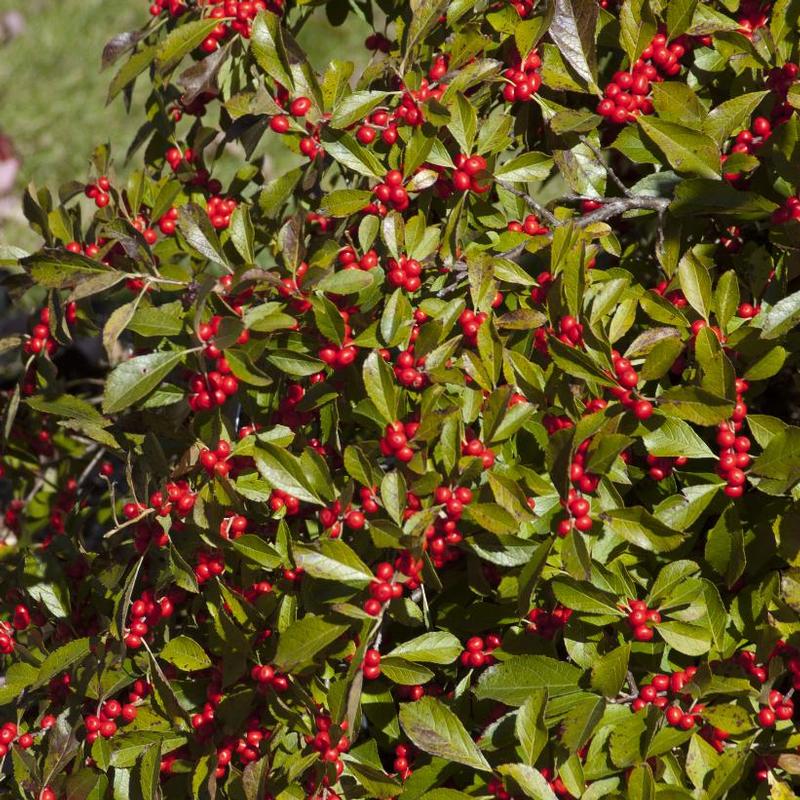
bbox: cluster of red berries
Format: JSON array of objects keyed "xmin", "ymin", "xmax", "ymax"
[
  {"xmin": 0, "ymin": 621, "xmax": 14, "ymax": 655},
  {"xmin": 148, "ymin": 0, "xmax": 184, "ymax": 16},
  {"xmin": 320, "ymin": 501, "xmax": 366, "ymax": 537},
  {"xmin": 772, "ymin": 194, "xmax": 800, "ymax": 224},
  {"xmin": 721, "ymin": 117, "xmax": 772, "ymax": 182},
  {"xmin": 318, "ymin": 340, "xmax": 358, "ymax": 369},
  {"xmin": 757, "ymin": 690, "xmax": 794, "ymax": 728},
  {"xmin": 269, "ymin": 98, "xmax": 324, "ymax": 159},
  {"xmin": 85, "ymin": 176, "xmax": 112, "ymax": 208},
  {"xmin": 766, "ymin": 61, "xmax": 799, "ymax": 126},
  {"xmin": 0, "ymin": 721, "xmax": 38, "ymax": 757},
  {"xmin": 557, "ymin": 488, "xmax": 594, "ymax": 536},
  {"xmin": 651, "ymin": 281, "xmax": 688, "ymax": 308},
  {"xmin": 373, "ymin": 170, "xmax": 411, "ymax": 212},
  {"xmin": 386, "ymin": 255, "xmax": 423, "ymax": 292},
  {"xmin": 737, "ymin": 301, "xmax": 762, "ymax": 319},
  {"xmin": 715, "ymin": 379, "xmax": 751, "ymax": 498},
  {"xmin": 508, "ymin": 213, "xmax": 548, "ymax": 236},
  {"xmin": 734, "ymin": 649, "xmax": 769, "ymax": 684},
  {"xmin": 623, "ymin": 598, "xmax": 661, "ymax": 642},
  {"xmin": 458, "ymin": 308, "xmax": 488, "ymax": 346},
  {"xmin": 502, "ymin": 49, "xmax": 542, "ymax": 103},
  {"xmin": 195, "ymin": 549, "xmax": 225, "ymax": 584},
  {"xmin": 386, "ymin": 348, "xmax": 427, "ymax": 390},
  {"xmin": 206, "ymin": 195, "xmax": 237, "ymax": 229},
  {"xmin": 393, "ymin": 743, "xmax": 414, "ymax": 780},
  {"xmin": 65, "ymin": 239, "xmax": 104, "ymax": 258},
  {"xmin": 200, "ymin": 439, "xmax": 234, "ymax": 478},
  {"xmin": 337, "ymin": 246, "xmax": 378, "ymax": 273},
  {"xmin": 646, "ymin": 454, "xmax": 688, "ymax": 481},
  {"xmin": 124, "ymin": 590, "xmax": 178, "ymax": 648},
  {"xmin": 84, "ymin": 694, "xmax": 140, "ymax": 743},
  {"xmin": 199, "ymin": 315, "xmax": 250, "ymax": 355},
  {"xmin": 736, "ymin": 0, "xmax": 769, "ymax": 38},
  {"xmin": 269, "ymin": 488, "xmax": 301, "ymax": 515},
  {"xmin": 306, "ymin": 211, "xmax": 332, "ymax": 232},
  {"xmin": 249, "ymin": 663, "xmax": 289, "ymax": 692},
  {"xmin": 452, "ymin": 154, "xmax": 490, "ymax": 193},
  {"xmin": 158, "ymin": 206, "xmax": 180, "ymax": 235},
  {"xmin": 379, "ymin": 420, "xmax": 418, "ymax": 462},
  {"xmin": 152, "ymin": 480, "xmax": 198, "ymax": 519},
  {"xmin": 507, "ymin": 0, "xmax": 534, "ymax": 16},
  {"xmin": 529, "ymin": 270, "xmax": 553, "ymax": 304},
  {"xmin": 526, "ymin": 605, "xmax": 573, "ymax": 637},
  {"xmin": 213, "ymin": 717, "xmax": 273, "ymax": 777},
  {"xmin": 200, "ymin": 0, "xmax": 277, "ymax": 52},
  {"xmin": 597, "ymin": 34, "xmax": 689, "ymax": 124},
  {"xmin": 187, "ymin": 366, "xmax": 240, "ymax": 411},
  {"xmin": 422, "ymin": 486, "xmax": 470, "ymax": 568},
  {"xmin": 609, "ymin": 352, "xmax": 653, "ymax": 420},
  {"xmin": 361, "ymin": 648, "xmax": 382, "ymax": 680},
  {"xmin": 364, "ymin": 562, "xmax": 404, "ymax": 615},
  {"xmin": 305, "ymin": 712, "xmax": 350, "ymax": 778},
  {"xmin": 219, "ymin": 512, "xmax": 248, "ymax": 540},
  {"xmin": 269, "ymin": 96, "xmax": 313, "ymax": 133},
  {"xmin": 364, "ymin": 32, "xmax": 391, "ymax": 52},
  {"xmin": 459, "ymin": 634, "xmax": 500, "ymax": 668},
  {"xmin": 461, "ymin": 434, "xmax": 495, "ymax": 468}
]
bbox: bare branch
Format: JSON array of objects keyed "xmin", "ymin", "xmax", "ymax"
[
  {"xmin": 579, "ymin": 135, "xmax": 632, "ymax": 197},
  {"xmin": 497, "ymin": 181, "xmax": 559, "ymax": 227}
]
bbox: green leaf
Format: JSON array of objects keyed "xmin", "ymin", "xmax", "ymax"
[
  {"xmin": 497, "ymin": 764, "xmax": 558, "ymax": 800},
  {"xmin": 658, "ymin": 386, "xmax": 735, "ymax": 425},
  {"xmin": 751, "ymin": 426, "xmax": 800, "ymax": 492},
  {"xmin": 155, "ymin": 19, "xmax": 221, "ymax": 74},
  {"xmin": 655, "ymin": 621, "xmax": 712, "ymax": 656},
  {"xmin": 761, "ymin": 289, "xmax": 800, "ymax": 339},
  {"xmin": 551, "ymin": 577, "xmax": 623, "ymax": 616},
  {"xmin": 560, "ymin": 695, "xmax": 605, "ymax": 752},
  {"xmin": 329, "ymin": 91, "xmax": 389, "ymax": 129},
  {"xmin": 619, "ymin": 0, "xmax": 657, "ymax": 64},
  {"xmin": 379, "ymin": 657, "xmax": 435, "ymax": 686},
  {"xmin": 35, "ymin": 638, "xmax": 91, "ymax": 688},
  {"xmin": 704, "ymin": 91, "xmax": 769, "ymax": 146},
  {"xmin": 475, "ymin": 656, "xmax": 583, "ymax": 706},
  {"xmin": 638, "ymin": 117, "xmax": 719, "ymax": 178},
  {"xmin": 265, "ymin": 349, "xmax": 325, "ymax": 377},
  {"xmin": 591, "ymin": 644, "xmax": 631, "ymax": 698},
  {"xmin": 231, "ymin": 535, "xmax": 283, "ymax": 569},
  {"xmin": 642, "ymin": 417, "xmax": 715, "ymax": 459},
  {"xmin": 495, "ymin": 152, "xmax": 554, "ymax": 182},
  {"xmin": 448, "ymin": 94, "xmax": 478, "ymax": 153},
  {"xmin": 178, "ymin": 203, "xmax": 229, "ymax": 268},
  {"xmin": 399, "ymin": 697, "xmax": 491, "ymax": 771},
  {"xmin": 160, "ymin": 636, "xmax": 212, "ymax": 671},
  {"xmin": 295, "ymin": 539, "xmax": 374, "ymax": 587},
  {"xmin": 321, "ymin": 129, "xmax": 385, "ymax": 178},
  {"xmin": 363, "ymin": 350, "xmax": 399, "ymax": 425},
  {"xmin": 671, "ymin": 179, "xmax": 777, "ymax": 219},
  {"xmin": 548, "ymin": 0, "xmax": 598, "ymax": 89},
  {"xmin": 274, "ymin": 615, "xmax": 349, "ymax": 672},
  {"xmin": 386, "ymin": 632, "xmax": 462, "ymax": 664},
  {"xmin": 516, "ymin": 690, "xmax": 548, "ymax": 766},
  {"xmin": 255, "ymin": 443, "xmax": 323, "ymax": 504},
  {"xmin": 250, "ymin": 10, "xmax": 294, "ymax": 89},
  {"xmin": 102, "ymin": 351, "xmax": 186, "ymax": 414},
  {"xmin": 320, "ymin": 189, "xmax": 373, "ymax": 217},
  {"xmin": 316, "ymin": 269, "xmax": 374, "ymax": 295},
  {"xmin": 604, "ymin": 507, "xmax": 686, "ymax": 552},
  {"xmin": 667, "ymin": 0, "xmax": 698, "ymax": 37},
  {"xmin": 230, "ymin": 205, "xmax": 255, "ymax": 264},
  {"xmin": 26, "ymin": 394, "xmax": 108, "ymax": 427}
]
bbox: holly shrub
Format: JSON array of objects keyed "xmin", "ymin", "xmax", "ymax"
[{"xmin": 3, "ymin": 0, "xmax": 800, "ymax": 798}]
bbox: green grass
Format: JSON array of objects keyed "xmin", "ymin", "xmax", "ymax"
[{"xmin": 0, "ymin": 0, "xmax": 369, "ymax": 249}]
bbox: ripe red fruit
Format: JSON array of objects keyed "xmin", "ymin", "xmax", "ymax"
[{"xmin": 270, "ymin": 115, "xmax": 290, "ymax": 133}]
